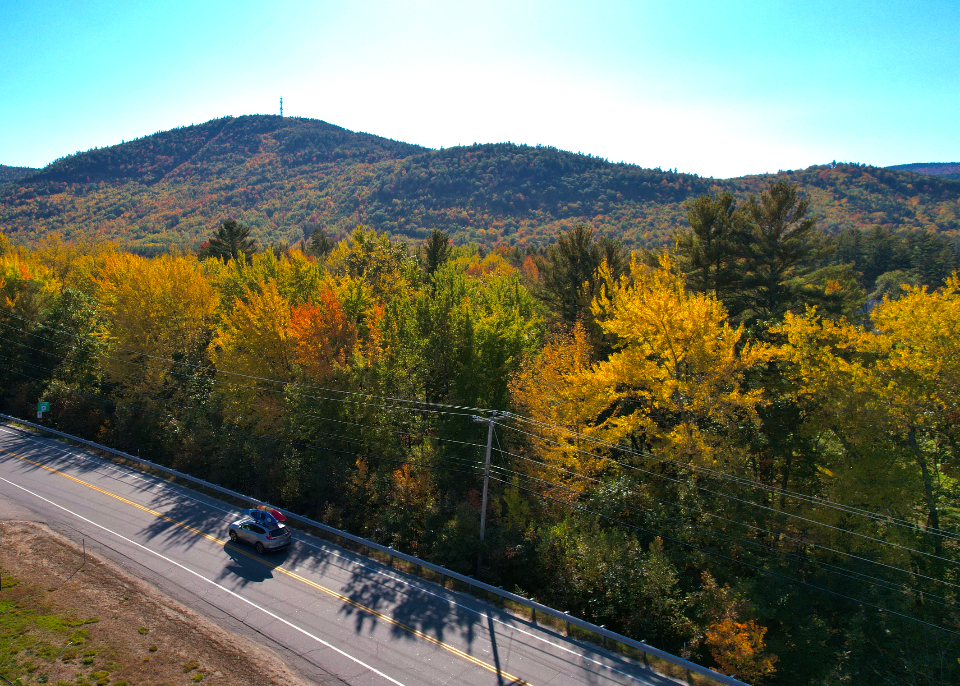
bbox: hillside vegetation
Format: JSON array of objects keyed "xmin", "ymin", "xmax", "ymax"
[
  {"xmin": 0, "ymin": 164, "xmax": 37, "ymax": 185},
  {"xmin": 888, "ymin": 162, "xmax": 960, "ymax": 180},
  {"xmin": 1, "ymin": 115, "xmax": 958, "ymax": 253},
  {"xmin": 0, "ymin": 182, "xmax": 956, "ymax": 683}
]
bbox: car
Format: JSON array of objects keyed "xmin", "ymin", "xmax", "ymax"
[{"xmin": 228, "ymin": 514, "xmax": 292, "ymax": 554}]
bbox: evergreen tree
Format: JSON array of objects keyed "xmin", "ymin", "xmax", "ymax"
[
  {"xmin": 200, "ymin": 219, "xmax": 256, "ymax": 262},
  {"xmin": 537, "ymin": 224, "xmax": 626, "ymax": 325},
  {"xmin": 308, "ymin": 227, "xmax": 335, "ymax": 258},
  {"xmin": 423, "ymin": 229, "xmax": 452, "ymax": 277},
  {"xmin": 674, "ymin": 191, "xmax": 748, "ymax": 314},
  {"xmin": 738, "ymin": 180, "xmax": 831, "ymax": 323}
]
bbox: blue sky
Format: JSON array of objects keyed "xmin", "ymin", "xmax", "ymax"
[{"xmin": 1, "ymin": 0, "xmax": 956, "ymax": 177}]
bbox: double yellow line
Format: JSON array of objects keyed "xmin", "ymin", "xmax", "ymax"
[{"xmin": 0, "ymin": 447, "xmax": 529, "ymax": 685}]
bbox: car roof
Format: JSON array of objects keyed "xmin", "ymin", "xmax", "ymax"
[{"xmin": 234, "ymin": 517, "xmax": 285, "ymax": 528}]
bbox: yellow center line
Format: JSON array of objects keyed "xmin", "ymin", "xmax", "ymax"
[{"xmin": 0, "ymin": 447, "xmax": 529, "ymax": 685}]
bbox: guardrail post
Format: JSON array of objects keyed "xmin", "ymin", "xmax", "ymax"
[{"xmin": 564, "ymin": 611, "xmax": 570, "ymax": 635}]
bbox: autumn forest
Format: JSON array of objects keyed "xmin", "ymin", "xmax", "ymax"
[{"xmin": 0, "ymin": 117, "xmax": 958, "ymax": 684}]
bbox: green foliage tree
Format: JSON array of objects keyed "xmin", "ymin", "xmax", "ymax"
[
  {"xmin": 674, "ymin": 191, "xmax": 747, "ymax": 313},
  {"xmin": 422, "ymin": 229, "xmax": 452, "ymax": 277},
  {"xmin": 738, "ymin": 180, "xmax": 830, "ymax": 323},
  {"xmin": 537, "ymin": 224, "xmax": 627, "ymax": 325},
  {"xmin": 200, "ymin": 219, "xmax": 257, "ymax": 262},
  {"xmin": 308, "ymin": 226, "xmax": 335, "ymax": 258}
]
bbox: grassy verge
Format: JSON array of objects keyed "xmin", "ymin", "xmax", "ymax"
[{"xmin": 0, "ymin": 569, "xmax": 124, "ymax": 686}]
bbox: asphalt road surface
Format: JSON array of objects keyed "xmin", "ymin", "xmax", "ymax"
[{"xmin": 0, "ymin": 422, "xmax": 685, "ymax": 686}]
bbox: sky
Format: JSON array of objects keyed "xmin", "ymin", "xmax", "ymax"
[{"xmin": 0, "ymin": 0, "xmax": 957, "ymax": 178}]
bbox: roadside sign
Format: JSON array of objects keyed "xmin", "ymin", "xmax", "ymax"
[{"xmin": 38, "ymin": 402, "xmax": 50, "ymax": 412}]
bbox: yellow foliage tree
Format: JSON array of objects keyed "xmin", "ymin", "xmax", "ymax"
[
  {"xmin": 213, "ymin": 278, "xmax": 296, "ymax": 382},
  {"xmin": 585, "ymin": 254, "xmax": 765, "ymax": 466},
  {"xmin": 95, "ymin": 253, "xmax": 218, "ymax": 392},
  {"xmin": 774, "ymin": 273, "xmax": 960, "ymax": 544},
  {"xmin": 509, "ymin": 321, "xmax": 603, "ymax": 496}
]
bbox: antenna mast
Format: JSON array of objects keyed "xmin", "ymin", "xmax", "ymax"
[{"xmin": 280, "ymin": 97, "xmax": 283, "ymax": 117}]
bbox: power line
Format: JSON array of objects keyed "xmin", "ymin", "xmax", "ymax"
[
  {"xmin": 498, "ymin": 418, "xmax": 960, "ymax": 565},
  {"xmin": 485, "ymin": 442, "xmax": 960, "ymax": 592},
  {"xmin": 487, "ymin": 474, "xmax": 960, "ymax": 638},
  {"xmin": 484, "ymin": 462, "xmax": 960, "ymax": 606},
  {"xmin": 0, "ymin": 363, "xmax": 486, "ymax": 479},
  {"xmin": 0, "ymin": 325, "xmax": 490, "ymax": 455},
  {"xmin": 3, "ymin": 311, "xmax": 955, "ymax": 568},
  {"xmin": 0, "ymin": 309, "xmax": 493, "ymax": 417},
  {"xmin": 504, "ymin": 413, "xmax": 960, "ymax": 542}
]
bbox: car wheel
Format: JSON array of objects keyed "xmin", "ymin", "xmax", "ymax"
[
  {"xmin": 229, "ymin": 530, "xmax": 239, "ymax": 542},
  {"xmin": 255, "ymin": 542, "xmax": 265, "ymax": 554}
]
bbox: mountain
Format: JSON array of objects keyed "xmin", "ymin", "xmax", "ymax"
[
  {"xmin": 1, "ymin": 115, "xmax": 958, "ymax": 253},
  {"xmin": 887, "ymin": 162, "xmax": 960, "ymax": 180},
  {"xmin": 0, "ymin": 165, "xmax": 38, "ymax": 185}
]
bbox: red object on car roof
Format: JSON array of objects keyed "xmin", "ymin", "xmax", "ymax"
[{"xmin": 256, "ymin": 504, "xmax": 287, "ymax": 522}]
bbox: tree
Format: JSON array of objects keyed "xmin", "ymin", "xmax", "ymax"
[
  {"xmin": 200, "ymin": 219, "xmax": 257, "ymax": 262},
  {"xmin": 774, "ymin": 273, "xmax": 960, "ymax": 553},
  {"xmin": 537, "ymin": 224, "xmax": 627, "ymax": 326},
  {"xmin": 290, "ymin": 288, "xmax": 356, "ymax": 381},
  {"xmin": 675, "ymin": 191, "xmax": 747, "ymax": 313},
  {"xmin": 508, "ymin": 322, "xmax": 603, "ymax": 495},
  {"xmin": 739, "ymin": 180, "xmax": 831, "ymax": 324},
  {"xmin": 422, "ymin": 229, "xmax": 452, "ymax": 278},
  {"xmin": 308, "ymin": 227, "xmax": 335, "ymax": 258},
  {"xmin": 585, "ymin": 253, "xmax": 765, "ymax": 465}
]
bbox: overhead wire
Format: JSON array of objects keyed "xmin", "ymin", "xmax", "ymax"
[
  {"xmin": 3, "ymin": 307, "xmax": 958, "ymax": 590},
  {"xmin": 504, "ymin": 413, "xmax": 960, "ymax": 542},
  {"xmin": 4, "ymin": 308, "xmax": 957, "ymax": 570},
  {"xmin": 482, "ymin": 460, "xmax": 959, "ymax": 607},
  {"xmin": 0, "ymin": 322, "xmax": 491, "ymax": 455},
  {"xmin": 0, "ymin": 310, "xmax": 487, "ymax": 419},
  {"xmin": 483, "ymin": 440, "xmax": 960, "ymax": 592},
  {"xmin": 486, "ymin": 473, "xmax": 960, "ymax": 637},
  {"xmin": 2, "ymin": 310, "xmax": 957, "ymax": 631},
  {"xmin": 0, "ymin": 362, "xmax": 487, "ymax": 479},
  {"xmin": 486, "ymin": 428, "xmax": 960, "ymax": 602},
  {"xmin": 498, "ymin": 417, "xmax": 960, "ymax": 565}
]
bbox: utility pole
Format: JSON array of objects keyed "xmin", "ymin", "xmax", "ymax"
[
  {"xmin": 280, "ymin": 97, "xmax": 283, "ymax": 117},
  {"xmin": 472, "ymin": 411, "xmax": 502, "ymax": 576}
]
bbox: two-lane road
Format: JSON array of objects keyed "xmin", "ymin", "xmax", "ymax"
[{"xmin": 0, "ymin": 422, "xmax": 682, "ymax": 686}]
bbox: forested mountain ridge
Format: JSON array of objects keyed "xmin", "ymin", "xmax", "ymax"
[
  {"xmin": 1, "ymin": 114, "xmax": 958, "ymax": 253},
  {"xmin": 0, "ymin": 164, "xmax": 38, "ymax": 185},
  {"xmin": 887, "ymin": 162, "xmax": 960, "ymax": 179}
]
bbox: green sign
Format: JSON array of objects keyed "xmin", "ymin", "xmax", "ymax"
[{"xmin": 38, "ymin": 402, "xmax": 50, "ymax": 412}]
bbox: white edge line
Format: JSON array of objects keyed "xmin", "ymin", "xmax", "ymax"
[
  {"xmin": 1, "ymin": 426, "xmax": 653, "ymax": 684},
  {"xmin": 0, "ymin": 474, "xmax": 407, "ymax": 686}
]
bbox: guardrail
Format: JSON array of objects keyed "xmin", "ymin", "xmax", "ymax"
[{"xmin": 0, "ymin": 413, "xmax": 747, "ymax": 686}]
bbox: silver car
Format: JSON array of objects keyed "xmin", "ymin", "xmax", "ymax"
[{"xmin": 228, "ymin": 516, "xmax": 292, "ymax": 554}]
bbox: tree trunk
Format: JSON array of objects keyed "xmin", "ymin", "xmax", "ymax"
[{"xmin": 907, "ymin": 427, "xmax": 942, "ymax": 556}]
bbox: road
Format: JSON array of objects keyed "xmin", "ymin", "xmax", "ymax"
[{"xmin": 0, "ymin": 422, "xmax": 683, "ymax": 686}]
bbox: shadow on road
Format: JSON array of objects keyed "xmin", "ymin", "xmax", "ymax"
[
  {"xmin": 335, "ymin": 559, "xmax": 480, "ymax": 647},
  {"xmin": 217, "ymin": 541, "xmax": 291, "ymax": 585}
]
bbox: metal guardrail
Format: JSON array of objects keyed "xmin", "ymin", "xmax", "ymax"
[{"xmin": 0, "ymin": 413, "xmax": 748, "ymax": 686}]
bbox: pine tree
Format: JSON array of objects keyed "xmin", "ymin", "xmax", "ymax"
[{"xmin": 201, "ymin": 219, "xmax": 256, "ymax": 261}]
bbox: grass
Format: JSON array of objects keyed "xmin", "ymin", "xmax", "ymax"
[{"xmin": 0, "ymin": 568, "xmax": 119, "ymax": 686}]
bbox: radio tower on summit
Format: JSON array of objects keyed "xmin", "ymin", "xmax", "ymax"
[{"xmin": 280, "ymin": 97, "xmax": 283, "ymax": 117}]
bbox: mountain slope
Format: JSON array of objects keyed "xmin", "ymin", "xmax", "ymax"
[
  {"xmin": 887, "ymin": 162, "xmax": 960, "ymax": 180},
  {"xmin": 0, "ymin": 165, "xmax": 38, "ymax": 185},
  {"xmin": 1, "ymin": 116, "xmax": 958, "ymax": 252}
]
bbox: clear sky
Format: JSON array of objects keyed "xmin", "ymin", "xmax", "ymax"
[{"xmin": 1, "ymin": 0, "xmax": 957, "ymax": 178}]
